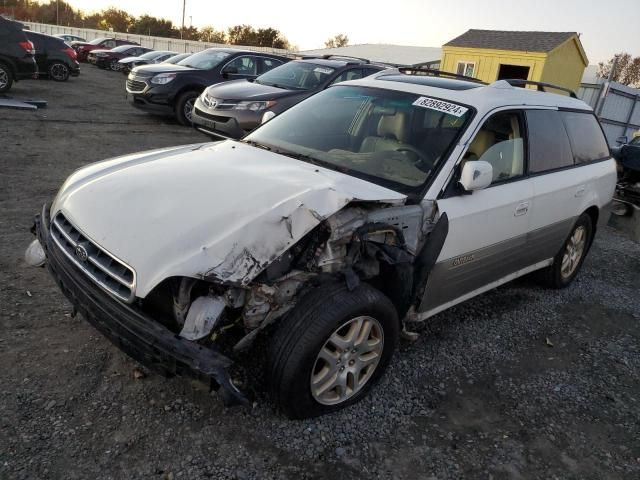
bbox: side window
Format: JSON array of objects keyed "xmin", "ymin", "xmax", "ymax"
[
  {"xmin": 103, "ymin": 40, "xmax": 115, "ymax": 49},
  {"xmin": 464, "ymin": 111, "xmax": 525, "ymax": 184},
  {"xmin": 329, "ymin": 69, "xmax": 364, "ymax": 86},
  {"xmin": 224, "ymin": 56, "xmax": 258, "ymax": 75},
  {"xmin": 363, "ymin": 68, "xmax": 381, "ymax": 77},
  {"xmin": 259, "ymin": 58, "xmax": 284, "ymax": 74},
  {"xmin": 560, "ymin": 111, "xmax": 610, "ymax": 163},
  {"xmin": 526, "ymin": 110, "xmax": 574, "ymax": 173}
]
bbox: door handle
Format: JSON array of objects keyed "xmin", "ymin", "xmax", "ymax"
[
  {"xmin": 575, "ymin": 186, "xmax": 586, "ymax": 198},
  {"xmin": 514, "ymin": 202, "xmax": 529, "ymax": 216}
]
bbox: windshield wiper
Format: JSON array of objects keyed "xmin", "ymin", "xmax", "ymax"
[{"xmin": 242, "ymin": 139, "xmax": 272, "ymax": 151}]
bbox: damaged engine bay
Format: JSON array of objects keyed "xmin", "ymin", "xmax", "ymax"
[{"xmin": 142, "ymin": 200, "xmax": 442, "ymax": 360}]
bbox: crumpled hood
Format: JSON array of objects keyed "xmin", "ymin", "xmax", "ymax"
[{"xmin": 51, "ymin": 141, "xmax": 406, "ymax": 298}]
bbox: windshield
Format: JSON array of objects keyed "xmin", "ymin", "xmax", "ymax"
[
  {"xmin": 164, "ymin": 53, "xmax": 191, "ymax": 64},
  {"xmin": 256, "ymin": 61, "xmax": 335, "ymax": 90},
  {"xmin": 89, "ymin": 37, "xmax": 109, "ymax": 45},
  {"xmin": 137, "ymin": 51, "xmax": 165, "ymax": 60},
  {"xmin": 111, "ymin": 45, "xmax": 134, "ymax": 53},
  {"xmin": 177, "ymin": 49, "xmax": 231, "ymax": 69},
  {"xmin": 631, "ymin": 136, "xmax": 640, "ymax": 145},
  {"xmin": 245, "ymin": 86, "xmax": 472, "ymax": 193}
]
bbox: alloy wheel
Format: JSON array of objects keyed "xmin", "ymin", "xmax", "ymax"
[
  {"xmin": 184, "ymin": 98, "xmax": 195, "ymax": 122},
  {"xmin": 310, "ymin": 315, "xmax": 384, "ymax": 405},
  {"xmin": 50, "ymin": 63, "xmax": 68, "ymax": 81},
  {"xmin": 0, "ymin": 68, "xmax": 8, "ymax": 89},
  {"xmin": 561, "ymin": 225, "xmax": 586, "ymax": 279}
]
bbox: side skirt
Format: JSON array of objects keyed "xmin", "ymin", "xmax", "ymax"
[{"xmin": 410, "ymin": 258, "xmax": 553, "ymax": 322}]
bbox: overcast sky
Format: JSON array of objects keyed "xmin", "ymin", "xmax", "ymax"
[{"xmin": 66, "ymin": 0, "xmax": 639, "ymax": 63}]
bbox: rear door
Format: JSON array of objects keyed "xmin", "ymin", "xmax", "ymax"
[
  {"xmin": 420, "ymin": 109, "xmax": 534, "ymax": 314},
  {"xmin": 258, "ymin": 57, "xmax": 285, "ymax": 75},
  {"xmin": 525, "ymin": 109, "xmax": 611, "ymax": 263}
]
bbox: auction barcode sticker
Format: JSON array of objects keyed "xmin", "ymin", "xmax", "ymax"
[{"xmin": 412, "ymin": 97, "xmax": 469, "ymax": 117}]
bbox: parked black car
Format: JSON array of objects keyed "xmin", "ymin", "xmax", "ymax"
[
  {"xmin": 90, "ymin": 45, "xmax": 152, "ymax": 70},
  {"xmin": 0, "ymin": 16, "xmax": 37, "ymax": 92},
  {"xmin": 191, "ymin": 56, "xmax": 386, "ymax": 139},
  {"xmin": 118, "ymin": 50, "xmax": 178, "ymax": 74},
  {"xmin": 25, "ymin": 31, "xmax": 80, "ymax": 81},
  {"xmin": 126, "ymin": 48, "xmax": 291, "ymax": 125}
]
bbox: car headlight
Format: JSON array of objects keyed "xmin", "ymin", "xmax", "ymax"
[
  {"xmin": 233, "ymin": 100, "xmax": 276, "ymax": 112},
  {"xmin": 150, "ymin": 73, "xmax": 177, "ymax": 85}
]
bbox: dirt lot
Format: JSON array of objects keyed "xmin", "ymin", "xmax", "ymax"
[{"xmin": 1, "ymin": 65, "xmax": 639, "ymax": 480}]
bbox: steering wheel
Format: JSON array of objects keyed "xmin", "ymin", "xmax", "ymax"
[{"xmin": 394, "ymin": 146, "xmax": 434, "ymax": 172}]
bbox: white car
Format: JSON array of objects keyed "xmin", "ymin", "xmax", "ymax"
[{"xmin": 29, "ymin": 69, "xmax": 616, "ymax": 418}]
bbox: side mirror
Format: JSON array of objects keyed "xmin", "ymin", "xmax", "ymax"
[
  {"xmin": 222, "ymin": 66, "xmax": 238, "ymax": 78},
  {"xmin": 459, "ymin": 160, "xmax": 493, "ymax": 192},
  {"xmin": 616, "ymin": 135, "xmax": 628, "ymax": 145}
]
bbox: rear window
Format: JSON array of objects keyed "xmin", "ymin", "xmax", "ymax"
[
  {"xmin": 526, "ymin": 110, "xmax": 574, "ymax": 173},
  {"xmin": 560, "ymin": 111, "xmax": 610, "ymax": 163}
]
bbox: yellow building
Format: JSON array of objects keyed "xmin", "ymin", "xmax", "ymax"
[{"xmin": 441, "ymin": 30, "xmax": 588, "ymax": 92}]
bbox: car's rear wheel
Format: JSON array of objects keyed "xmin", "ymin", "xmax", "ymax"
[
  {"xmin": 267, "ymin": 282, "xmax": 399, "ymax": 419},
  {"xmin": 0, "ymin": 62, "xmax": 13, "ymax": 92},
  {"xmin": 48, "ymin": 62, "xmax": 69, "ymax": 82},
  {"xmin": 175, "ymin": 91, "xmax": 198, "ymax": 126},
  {"xmin": 539, "ymin": 213, "xmax": 593, "ymax": 289}
]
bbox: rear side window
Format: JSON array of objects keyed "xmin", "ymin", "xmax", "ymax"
[
  {"xmin": 526, "ymin": 110, "xmax": 574, "ymax": 173},
  {"xmin": 260, "ymin": 58, "xmax": 284, "ymax": 74},
  {"xmin": 560, "ymin": 111, "xmax": 610, "ymax": 163}
]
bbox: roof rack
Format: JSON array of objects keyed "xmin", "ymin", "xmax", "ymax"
[
  {"xmin": 300, "ymin": 54, "xmax": 370, "ymax": 65},
  {"xmin": 397, "ymin": 67, "xmax": 486, "ymax": 84},
  {"xmin": 501, "ymin": 79, "xmax": 578, "ymax": 98}
]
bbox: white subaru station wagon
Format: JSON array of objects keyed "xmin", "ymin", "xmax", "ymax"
[{"xmin": 29, "ymin": 68, "xmax": 616, "ymax": 418}]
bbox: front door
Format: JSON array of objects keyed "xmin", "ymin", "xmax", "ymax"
[{"xmin": 420, "ymin": 110, "xmax": 533, "ymax": 315}]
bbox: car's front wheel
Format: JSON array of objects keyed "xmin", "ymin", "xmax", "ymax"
[
  {"xmin": 268, "ymin": 282, "xmax": 399, "ymax": 419},
  {"xmin": 175, "ymin": 90, "xmax": 199, "ymax": 126},
  {"xmin": 109, "ymin": 59, "xmax": 120, "ymax": 71},
  {"xmin": 48, "ymin": 62, "xmax": 69, "ymax": 81},
  {"xmin": 539, "ymin": 213, "xmax": 593, "ymax": 288},
  {"xmin": 0, "ymin": 62, "xmax": 13, "ymax": 92}
]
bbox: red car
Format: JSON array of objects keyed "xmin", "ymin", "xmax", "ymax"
[{"xmin": 70, "ymin": 37, "xmax": 139, "ymax": 62}]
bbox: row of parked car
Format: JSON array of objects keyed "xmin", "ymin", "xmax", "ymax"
[{"xmin": 0, "ymin": 16, "xmax": 83, "ymax": 91}]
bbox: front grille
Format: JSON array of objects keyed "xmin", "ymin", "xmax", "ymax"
[
  {"xmin": 50, "ymin": 213, "xmax": 136, "ymax": 303},
  {"xmin": 194, "ymin": 107, "xmax": 230, "ymax": 123},
  {"xmin": 126, "ymin": 78, "xmax": 147, "ymax": 93}
]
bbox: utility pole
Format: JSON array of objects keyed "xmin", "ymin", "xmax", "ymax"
[
  {"xmin": 56, "ymin": 0, "xmax": 59, "ymax": 25},
  {"xmin": 180, "ymin": 0, "xmax": 186, "ymax": 40}
]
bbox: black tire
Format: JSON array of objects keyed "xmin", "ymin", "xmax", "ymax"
[
  {"xmin": 538, "ymin": 213, "xmax": 593, "ymax": 289},
  {"xmin": 267, "ymin": 282, "xmax": 399, "ymax": 419},
  {"xmin": 48, "ymin": 62, "xmax": 69, "ymax": 82},
  {"xmin": 175, "ymin": 91, "xmax": 199, "ymax": 126},
  {"xmin": 0, "ymin": 62, "xmax": 13, "ymax": 93},
  {"xmin": 109, "ymin": 59, "xmax": 119, "ymax": 71}
]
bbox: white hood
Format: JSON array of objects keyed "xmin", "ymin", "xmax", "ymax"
[{"xmin": 52, "ymin": 141, "xmax": 406, "ymax": 297}]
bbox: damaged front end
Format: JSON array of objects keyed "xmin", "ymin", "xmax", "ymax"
[{"xmin": 33, "ymin": 192, "xmax": 443, "ymax": 407}]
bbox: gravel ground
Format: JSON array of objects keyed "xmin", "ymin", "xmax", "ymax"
[{"xmin": 1, "ymin": 66, "xmax": 639, "ymax": 480}]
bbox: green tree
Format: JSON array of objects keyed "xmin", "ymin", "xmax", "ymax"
[
  {"xmin": 130, "ymin": 15, "xmax": 176, "ymax": 37},
  {"xmin": 597, "ymin": 52, "xmax": 640, "ymax": 87},
  {"xmin": 98, "ymin": 7, "xmax": 134, "ymax": 32},
  {"xmin": 227, "ymin": 24, "xmax": 256, "ymax": 45},
  {"xmin": 199, "ymin": 26, "xmax": 226, "ymax": 43},
  {"xmin": 324, "ymin": 34, "xmax": 349, "ymax": 48}
]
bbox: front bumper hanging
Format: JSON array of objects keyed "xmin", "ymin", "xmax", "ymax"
[{"xmin": 34, "ymin": 204, "xmax": 248, "ymax": 407}]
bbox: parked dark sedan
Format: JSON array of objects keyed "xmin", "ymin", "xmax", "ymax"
[
  {"xmin": 118, "ymin": 50, "xmax": 178, "ymax": 74},
  {"xmin": 191, "ymin": 56, "xmax": 385, "ymax": 139},
  {"xmin": 126, "ymin": 48, "xmax": 291, "ymax": 125},
  {"xmin": 90, "ymin": 45, "xmax": 152, "ymax": 70},
  {"xmin": 25, "ymin": 30, "xmax": 79, "ymax": 81},
  {"xmin": 0, "ymin": 15, "xmax": 37, "ymax": 92},
  {"xmin": 71, "ymin": 37, "xmax": 139, "ymax": 62}
]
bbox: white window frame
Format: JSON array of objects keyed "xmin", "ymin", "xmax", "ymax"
[{"xmin": 456, "ymin": 61, "xmax": 476, "ymax": 77}]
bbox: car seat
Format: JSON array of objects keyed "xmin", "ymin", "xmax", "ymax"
[{"xmin": 360, "ymin": 113, "xmax": 413, "ymax": 153}]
